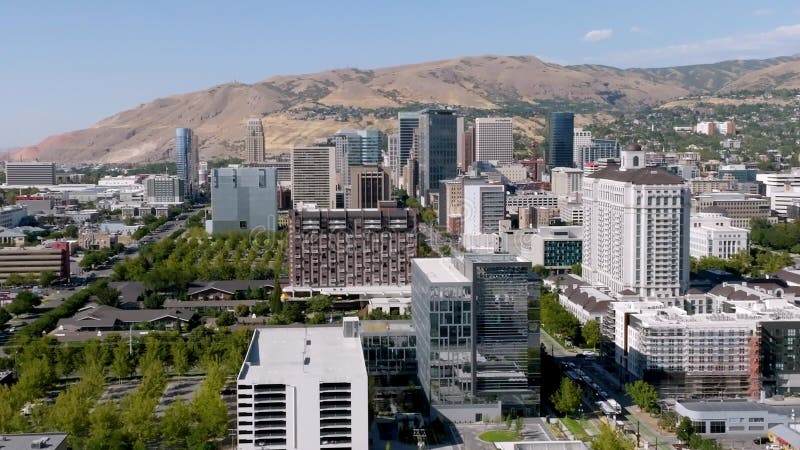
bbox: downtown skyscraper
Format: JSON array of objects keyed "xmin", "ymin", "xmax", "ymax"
[
  {"xmin": 475, "ymin": 117, "xmax": 513, "ymax": 165},
  {"xmin": 417, "ymin": 109, "xmax": 462, "ymax": 197},
  {"xmin": 547, "ymin": 112, "xmax": 574, "ymax": 169},
  {"xmin": 175, "ymin": 127, "xmax": 199, "ymax": 200},
  {"xmin": 245, "ymin": 117, "xmax": 266, "ymax": 164}
]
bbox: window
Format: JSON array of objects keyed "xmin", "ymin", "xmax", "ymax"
[
  {"xmin": 710, "ymin": 421, "xmax": 725, "ymax": 433},
  {"xmin": 240, "ymin": 220, "xmax": 247, "ymax": 229}
]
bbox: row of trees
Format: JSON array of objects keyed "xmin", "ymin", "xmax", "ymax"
[
  {"xmin": 113, "ymin": 228, "xmax": 287, "ymax": 296},
  {"xmin": 3, "ymin": 271, "xmax": 57, "ymax": 288},
  {"xmin": 79, "ymin": 243, "xmax": 126, "ymax": 270},
  {"xmin": 540, "ymin": 288, "xmax": 601, "ymax": 349},
  {"xmin": 751, "ymin": 218, "xmax": 800, "ymax": 253},
  {"xmin": 690, "ymin": 248, "xmax": 793, "ymax": 277},
  {"xmin": 1, "ymin": 327, "xmax": 251, "ymax": 448}
]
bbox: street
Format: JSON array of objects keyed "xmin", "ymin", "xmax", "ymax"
[{"xmin": 541, "ymin": 330, "xmax": 679, "ymax": 449}]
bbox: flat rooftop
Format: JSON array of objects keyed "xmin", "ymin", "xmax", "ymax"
[
  {"xmin": 677, "ymin": 399, "xmax": 799, "ymax": 416},
  {"xmin": 0, "ymin": 433, "xmax": 68, "ymax": 449},
  {"xmin": 238, "ymin": 325, "xmax": 366, "ymax": 383},
  {"xmin": 412, "ymin": 258, "xmax": 469, "ymax": 284}
]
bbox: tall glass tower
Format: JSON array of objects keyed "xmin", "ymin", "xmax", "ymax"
[
  {"xmin": 176, "ymin": 128, "xmax": 198, "ymax": 200},
  {"xmin": 547, "ymin": 112, "xmax": 574, "ymax": 169}
]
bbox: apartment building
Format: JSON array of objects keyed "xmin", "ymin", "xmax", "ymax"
[
  {"xmin": 288, "ymin": 204, "xmax": 417, "ymax": 288},
  {"xmin": 582, "ymin": 144, "xmax": 690, "ymax": 298},
  {"xmin": 236, "ymin": 324, "xmax": 368, "ymax": 449}
]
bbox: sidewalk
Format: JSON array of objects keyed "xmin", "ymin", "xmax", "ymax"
[{"xmin": 625, "ymin": 406, "xmax": 676, "ymax": 450}]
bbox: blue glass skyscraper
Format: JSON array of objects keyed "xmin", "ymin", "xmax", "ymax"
[{"xmin": 547, "ymin": 112, "xmax": 574, "ymax": 169}]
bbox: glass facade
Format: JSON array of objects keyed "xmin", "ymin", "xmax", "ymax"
[
  {"xmin": 398, "ymin": 113, "xmax": 420, "ymax": 168},
  {"xmin": 418, "ymin": 109, "xmax": 460, "ymax": 195},
  {"xmin": 547, "ymin": 112, "xmax": 574, "ymax": 169},
  {"xmin": 543, "ymin": 240, "xmax": 582, "ymax": 267},
  {"xmin": 175, "ymin": 127, "xmax": 196, "ymax": 199},
  {"xmin": 413, "ymin": 256, "xmax": 541, "ymax": 415}
]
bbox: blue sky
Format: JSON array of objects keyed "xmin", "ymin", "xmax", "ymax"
[{"xmin": 2, "ymin": 0, "xmax": 800, "ymax": 148}]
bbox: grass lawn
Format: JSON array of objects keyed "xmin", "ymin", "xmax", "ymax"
[
  {"xmin": 561, "ymin": 417, "xmax": 590, "ymax": 441},
  {"xmin": 478, "ymin": 430, "xmax": 521, "ymax": 442}
]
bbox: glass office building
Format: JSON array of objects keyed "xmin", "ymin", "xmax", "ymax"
[
  {"xmin": 418, "ymin": 109, "xmax": 461, "ymax": 196},
  {"xmin": 412, "ymin": 255, "xmax": 541, "ymax": 420},
  {"xmin": 547, "ymin": 112, "xmax": 574, "ymax": 169}
]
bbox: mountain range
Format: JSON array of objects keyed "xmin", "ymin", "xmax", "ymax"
[{"xmin": 9, "ymin": 54, "xmax": 800, "ymax": 164}]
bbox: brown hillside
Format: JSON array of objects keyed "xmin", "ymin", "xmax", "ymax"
[{"xmin": 8, "ymin": 54, "xmax": 799, "ymax": 163}]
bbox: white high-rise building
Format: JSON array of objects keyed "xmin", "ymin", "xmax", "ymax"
[
  {"xmin": 573, "ymin": 128, "xmax": 592, "ymax": 166},
  {"xmin": 474, "ymin": 117, "xmax": 513, "ymax": 165},
  {"xmin": 245, "ymin": 117, "xmax": 266, "ymax": 164},
  {"xmin": 689, "ymin": 212, "xmax": 749, "ymax": 259},
  {"xmin": 386, "ymin": 132, "xmax": 401, "ymax": 187},
  {"xmin": 236, "ymin": 323, "xmax": 368, "ymax": 449},
  {"xmin": 463, "ymin": 181, "xmax": 505, "ymax": 251},
  {"xmin": 582, "ymin": 144, "xmax": 690, "ymax": 298},
  {"xmin": 550, "ymin": 167, "xmax": 583, "ymax": 195},
  {"xmin": 291, "ymin": 147, "xmax": 337, "ymax": 208}
]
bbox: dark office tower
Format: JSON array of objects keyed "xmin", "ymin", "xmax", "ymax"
[
  {"xmin": 398, "ymin": 112, "xmax": 420, "ymax": 168},
  {"xmin": 176, "ymin": 128, "xmax": 198, "ymax": 200},
  {"xmin": 349, "ymin": 165, "xmax": 390, "ymax": 209},
  {"xmin": 418, "ymin": 109, "xmax": 461, "ymax": 197},
  {"xmin": 547, "ymin": 112, "xmax": 574, "ymax": 169},
  {"xmin": 461, "ymin": 125, "xmax": 475, "ymax": 171}
]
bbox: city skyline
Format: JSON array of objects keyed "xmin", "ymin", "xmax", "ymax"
[{"xmin": 3, "ymin": 1, "xmax": 800, "ymax": 147}]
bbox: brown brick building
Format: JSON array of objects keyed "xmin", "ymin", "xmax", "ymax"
[{"xmin": 289, "ymin": 204, "xmax": 417, "ymax": 288}]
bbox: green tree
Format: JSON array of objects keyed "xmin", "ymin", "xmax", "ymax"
[
  {"xmin": 676, "ymin": 416, "xmax": 695, "ymax": 443},
  {"xmin": 120, "ymin": 392, "xmax": 159, "ymax": 446},
  {"xmin": 216, "ymin": 311, "xmax": 237, "ymax": 327},
  {"xmin": 64, "ymin": 225, "xmax": 79, "ymax": 238},
  {"xmin": 171, "ymin": 338, "xmax": 190, "ymax": 375},
  {"xmin": 38, "ymin": 271, "xmax": 57, "ymax": 287},
  {"xmin": 570, "ymin": 262, "xmax": 582, "ymax": 276},
  {"xmin": 531, "ymin": 265, "xmax": 550, "ymax": 278},
  {"xmin": 658, "ymin": 410, "xmax": 679, "ymax": 432},
  {"xmin": 591, "ymin": 422, "xmax": 634, "ymax": 450},
  {"xmin": 269, "ymin": 280, "xmax": 283, "ymax": 316},
  {"xmin": 581, "ymin": 320, "xmax": 601, "ymax": 349},
  {"xmin": 550, "ymin": 377, "xmax": 582, "ymax": 416},
  {"xmin": 111, "ymin": 341, "xmax": 133, "ymax": 381},
  {"xmin": 625, "ymin": 380, "xmax": 659, "ymax": 414},
  {"xmin": 420, "ymin": 207, "xmax": 437, "ymax": 226},
  {"xmin": 141, "ymin": 290, "xmax": 165, "ymax": 309},
  {"xmin": 162, "ymin": 399, "xmax": 194, "ymax": 448},
  {"xmin": 85, "ymin": 401, "xmax": 125, "ymax": 450},
  {"xmin": 308, "ymin": 295, "xmax": 333, "ymax": 314}
]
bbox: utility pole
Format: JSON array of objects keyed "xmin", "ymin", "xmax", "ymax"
[
  {"xmin": 636, "ymin": 420, "xmax": 640, "ymax": 448},
  {"xmin": 129, "ymin": 323, "xmax": 133, "ymax": 356}
]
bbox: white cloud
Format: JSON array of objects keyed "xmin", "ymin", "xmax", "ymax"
[
  {"xmin": 582, "ymin": 29, "xmax": 613, "ymax": 43},
  {"xmin": 629, "ymin": 25, "xmax": 647, "ymax": 33},
  {"xmin": 586, "ymin": 23, "xmax": 800, "ymax": 67},
  {"xmin": 753, "ymin": 8, "xmax": 773, "ymax": 16}
]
